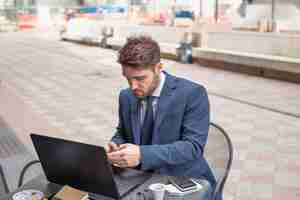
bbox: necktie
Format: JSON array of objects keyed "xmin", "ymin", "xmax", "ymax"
[{"xmin": 140, "ymin": 96, "xmax": 154, "ymax": 145}]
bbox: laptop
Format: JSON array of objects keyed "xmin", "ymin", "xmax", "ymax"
[{"xmin": 30, "ymin": 134, "xmax": 152, "ymax": 200}]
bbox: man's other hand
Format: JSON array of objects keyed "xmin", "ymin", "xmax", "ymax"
[
  {"xmin": 107, "ymin": 143, "xmax": 141, "ymax": 168},
  {"xmin": 106, "ymin": 142, "xmax": 120, "ymax": 153},
  {"xmin": 106, "ymin": 142, "xmax": 123, "ymax": 165}
]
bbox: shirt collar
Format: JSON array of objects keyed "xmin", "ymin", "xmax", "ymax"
[{"xmin": 152, "ymin": 72, "xmax": 166, "ymax": 97}]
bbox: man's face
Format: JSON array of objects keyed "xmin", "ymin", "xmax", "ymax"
[{"xmin": 122, "ymin": 64, "xmax": 162, "ymax": 99}]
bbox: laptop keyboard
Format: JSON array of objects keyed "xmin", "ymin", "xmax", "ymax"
[
  {"xmin": 114, "ymin": 170, "xmax": 152, "ymax": 197},
  {"xmin": 89, "ymin": 169, "xmax": 152, "ymax": 200},
  {"xmin": 88, "ymin": 193, "xmax": 115, "ymax": 200}
]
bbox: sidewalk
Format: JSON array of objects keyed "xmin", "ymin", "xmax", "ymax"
[{"xmin": 0, "ymin": 31, "xmax": 300, "ymax": 200}]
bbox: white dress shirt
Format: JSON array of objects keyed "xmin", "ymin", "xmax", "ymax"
[{"xmin": 139, "ymin": 72, "xmax": 166, "ymax": 124}]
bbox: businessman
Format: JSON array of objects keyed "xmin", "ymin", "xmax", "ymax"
[{"xmin": 107, "ymin": 36, "xmax": 216, "ymax": 193}]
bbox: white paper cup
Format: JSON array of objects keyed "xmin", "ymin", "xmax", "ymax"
[{"xmin": 148, "ymin": 183, "xmax": 166, "ymax": 200}]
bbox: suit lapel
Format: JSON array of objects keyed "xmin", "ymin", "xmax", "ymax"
[{"xmin": 153, "ymin": 73, "xmax": 177, "ymax": 143}]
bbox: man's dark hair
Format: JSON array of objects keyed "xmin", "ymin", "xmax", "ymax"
[{"xmin": 118, "ymin": 36, "xmax": 160, "ymax": 68}]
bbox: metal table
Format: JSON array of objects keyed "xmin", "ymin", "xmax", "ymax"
[{"xmin": 0, "ymin": 174, "xmax": 211, "ymax": 200}]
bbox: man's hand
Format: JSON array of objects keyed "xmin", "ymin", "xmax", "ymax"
[
  {"xmin": 107, "ymin": 143, "xmax": 141, "ymax": 168},
  {"xmin": 106, "ymin": 142, "xmax": 124, "ymax": 165},
  {"xmin": 105, "ymin": 142, "xmax": 120, "ymax": 153}
]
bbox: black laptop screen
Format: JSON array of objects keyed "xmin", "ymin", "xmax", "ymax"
[{"xmin": 30, "ymin": 134, "xmax": 119, "ymax": 199}]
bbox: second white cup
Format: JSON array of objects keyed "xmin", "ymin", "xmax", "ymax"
[{"xmin": 148, "ymin": 183, "xmax": 166, "ymax": 200}]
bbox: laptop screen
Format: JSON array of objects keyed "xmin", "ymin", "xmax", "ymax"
[{"xmin": 30, "ymin": 134, "xmax": 119, "ymax": 199}]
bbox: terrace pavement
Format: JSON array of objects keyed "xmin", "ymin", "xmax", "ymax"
[{"xmin": 0, "ymin": 31, "xmax": 300, "ymax": 200}]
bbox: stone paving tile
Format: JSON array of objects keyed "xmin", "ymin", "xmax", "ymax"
[
  {"xmin": 0, "ymin": 114, "xmax": 44, "ymax": 191},
  {"xmin": 1, "ymin": 31, "xmax": 300, "ymax": 200},
  {"xmin": 165, "ymin": 61, "xmax": 300, "ymax": 117}
]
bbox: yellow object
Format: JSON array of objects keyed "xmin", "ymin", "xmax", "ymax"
[{"xmin": 54, "ymin": 185, "xmax": 88, "ymax": 200}]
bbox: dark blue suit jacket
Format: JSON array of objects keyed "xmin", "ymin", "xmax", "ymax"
[{"xmin": 112, "ymin": 72, "xmax": 216, "ymax": 190}]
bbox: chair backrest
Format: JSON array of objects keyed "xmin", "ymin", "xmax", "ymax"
[
  {"xmin": 204, "ymin": 122, "xmax": 233, "ymax": 200},
  {"xmin": 0, "ymin": 164, "xmax": 9, "ymax": 196},
  {"xmin": 18, "ymin": 160, "xmax": 42, "ymax": 188},
  {"xmin": 0, "ymin": 123, "xmax": 43, "ymax": 192}
]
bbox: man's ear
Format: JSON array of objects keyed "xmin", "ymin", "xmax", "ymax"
[
  {"xmin": 159, "ymin": 63, "xmax": 163, "ymax": 70},
  {"xmin": 155, "ymin": 63, "xmax": 163, "ymax": 72}
]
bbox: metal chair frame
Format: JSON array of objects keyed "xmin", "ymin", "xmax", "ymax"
[
  {"xmin": 18, "ymin": 160, "xmax": 41, "ymax": 188},
  {"xmin": 0, "ymin": 164, "xmax": 9, "ymax": 194},
  {"xmin": 16, "ymin": 124, "xmax": 232, "ymax": 200},
  {"xmin": 208, "ymin": 122, "xmax": 233, "ymax": 200}
]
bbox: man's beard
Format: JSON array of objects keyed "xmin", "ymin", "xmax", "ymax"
[
  {"xmin": 137, "ymin": 73, "xmax": 160, "ymax": 100},
  {"xmin": 147, "ymin": 73, "xmax": 160, "ymax": 97}
]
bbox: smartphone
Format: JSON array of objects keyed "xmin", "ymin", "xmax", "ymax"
[{"xmin": 168, "ymin": 176, "xmax": 198, "ymax": 192}]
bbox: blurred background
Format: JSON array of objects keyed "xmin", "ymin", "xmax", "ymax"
[{"xmin": 1, "ymin": 0, "xmax": 300, "ymax": 33}]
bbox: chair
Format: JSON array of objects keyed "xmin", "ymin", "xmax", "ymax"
[
  {"xmin": 0, "ymin": 164, "xmax": 9, "ymax": 196},
  {"xmin": 204, "ymin": 122, "xmax": 233, "ymax": 200},
  {"xmin": 18, "ymin": 160, "xmax": 41, "ymax": 187}
]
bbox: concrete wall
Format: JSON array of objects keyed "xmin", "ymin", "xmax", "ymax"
[
  {"xmin": 0, "ymin": 0, "xmax": 79, "ymax": 9},
  {"xmin": 0, "ymin": 0, "xmax": 14, "ymax": 9},
  {"xmin": 226, "ymin": 0, "xmax": 300, "ymax": 30},
  {"xmin": 204, "ymin": 31, "xmax": 300, "ymax": 58},
  {"xmin": 37, "ymin": 0, "xmax": 79, "ymax": 7}
]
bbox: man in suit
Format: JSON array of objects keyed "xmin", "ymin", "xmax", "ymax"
[{"xmin": 107, "ymin": 36, "xmax": 216, "ymax": 195}]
